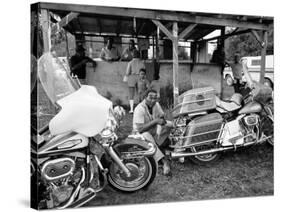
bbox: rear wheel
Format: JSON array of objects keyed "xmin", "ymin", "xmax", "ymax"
[
  {"xmin": 189, "ymin": 144, "xmax": 221, "ymax": 166},
  {"xmin": 107, "ymin": 156, "xmax": 157, "ymax": 192}
]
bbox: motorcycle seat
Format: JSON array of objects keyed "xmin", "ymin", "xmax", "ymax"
[{"xmin": 215, "ymin": 93, "xmax": 243, "ymax": 113}]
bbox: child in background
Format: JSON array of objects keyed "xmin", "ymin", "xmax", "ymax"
[{"xmin": 137, "ymin": 69, "xmax": 150, "ymax": 102}]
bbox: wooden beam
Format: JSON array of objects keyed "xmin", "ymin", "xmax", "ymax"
[
  {"xmin": 251, "ymin": 29, "xmax": 263, "ymax": 47},
  {"xmin": 178, "ymin": 24, "xmax": 197, "ymax": 40},
  {"xmin": 152, "ymin": 20, "xmax": 174, "ymax": 41},
  {"xmin": 151, "ymin": 22, "xmax": 173, "ymax": 37},
  {"xmin": 40, "ymin": 9, "xmax": 51, "ymax": 52},
  {"xmin": 39, "ymin": 2, "xmax": 271, "ymax": 30},
  {"xmin": 51, "ymin": 12, "xmax": 79, "ymax": 34},
  {"xmin": 201, "ymin": 29, "xmax": 251, "ymax": 42},
  {"xmin": 172, "ymin": 22, "xmax": 179, "ymax": 105},
  {"xmin": 136, "ymin": 21, "xmax": 145, "ymax": 36},
  {"xmin": 260, "ymin": 31, "xmax": 268, "ymax": 84}
]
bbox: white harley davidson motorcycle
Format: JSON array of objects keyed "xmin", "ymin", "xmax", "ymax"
[
  {"xmin": 168, "ymin": 64, "xmax": 273, "ymax": 165},
  {"xmin": 31, "ymin": 52, "xmax": 157, "ymax": 209}
]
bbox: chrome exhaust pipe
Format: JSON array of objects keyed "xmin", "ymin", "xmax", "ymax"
[
  {"xmin": 57, "ymin": 167, "xmax": 86, "ymax": 209},
  {"xmin": 171, "ymin": 146, "xmax": 233, "ymax": 158},
  {"xmin": 170, "ymin": 140, "xmax": 257, "ymax": 159}
]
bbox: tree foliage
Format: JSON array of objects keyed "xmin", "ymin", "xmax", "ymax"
[{"xmin": 225, "ymin": 29, "xmax": 273, "ymax": 60}]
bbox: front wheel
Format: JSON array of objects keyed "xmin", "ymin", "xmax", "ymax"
[
  {"xmin": 107, "ymin": 156, "xmax": 157, "ymax": 192},
  {"xmin": 189, "ymin": 144, "xmax": 221, "ymax": 166}
]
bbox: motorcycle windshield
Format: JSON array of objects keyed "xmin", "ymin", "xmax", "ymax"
[{"xmin": 38, "ymin": 52, "xmax": 77, "ymax": 105}]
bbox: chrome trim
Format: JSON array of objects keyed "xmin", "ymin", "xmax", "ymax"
[{"xmin": 41, "ymin": 158, "xmax": 75, "ymax": 181}]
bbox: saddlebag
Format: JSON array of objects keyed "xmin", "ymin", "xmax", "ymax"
[
  {"xmin": 172, "ymin": 87, "xmax": 216, "ymax": 117},
  {"xmin": 184, "ymin": 113, "xmax": 223, "ymax": 146}
]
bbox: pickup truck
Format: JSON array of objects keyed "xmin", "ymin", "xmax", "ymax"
[{"xmin": 223, "ymin": 55, "xmax": 274, "ymax": 88}]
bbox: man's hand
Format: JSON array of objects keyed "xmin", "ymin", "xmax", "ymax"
[{"xmin": 155, "ymin": 117, "xmax": 166, "ymax": 126}]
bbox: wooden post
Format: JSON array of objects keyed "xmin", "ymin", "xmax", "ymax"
[
  {"xmin": 172, "ymin": 22, "xmax": 179, "ymax": 105},
  {"xmin": 40, "ymin": 9, "xmax": 51, "ymax": 52},
  {"xmin": 260, "ymin": 30, "xmax": 268, "ymax": 84},
  {"xmin": 156, "ymin": 26, "xmax": 160, "ymax": 60}
]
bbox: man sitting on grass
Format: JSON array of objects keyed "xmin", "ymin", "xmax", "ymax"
[{"xmin": 132, "ymin": 89, "xmax": 173, "ymax": 175}]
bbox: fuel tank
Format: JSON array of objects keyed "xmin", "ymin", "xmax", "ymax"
[{"xmin": 239, "ymin": 101, "xmax": 262, "ymax": 114}]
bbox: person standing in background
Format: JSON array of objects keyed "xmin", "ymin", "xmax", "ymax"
[
  {"xmin": 226, "ymin": 53, "xmax": 243, "ymax": 93},
  {"xmin": 120, "ymin": 39, "xmax": 137, "ymax": 61},
  {"xmin": 137, "ymin": 69, "xmax": 150, "ymax": 102},
  {"xmin": 123, "ymin": 49, "xmax": 145, "ymax": 113},
  {"xmin": 70, "ymin": 44, "xmax": 96, "ymax": 85}
]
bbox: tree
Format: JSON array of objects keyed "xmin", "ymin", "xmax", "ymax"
[{"xmin": 225, "ymin": 28, "xmax": 273, "ymax": 60}]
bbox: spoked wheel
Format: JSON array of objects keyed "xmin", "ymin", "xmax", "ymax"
[
  {"xmin": 108, "ymin": 157, "xmax": 157, "ymax": 192},
  {"xmin": 189, "ymin": 144, "xmax": 221, "ymax": 166}
]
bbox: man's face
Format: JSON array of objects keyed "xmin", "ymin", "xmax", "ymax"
[{"xmin": 145, "ymin": 92, "xmax": 158, "ymax": 107}]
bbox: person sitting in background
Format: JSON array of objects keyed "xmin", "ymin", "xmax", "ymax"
[
  {"xmin": 137, "ymin": 69, "xmax": 150, "ymax": 102},
  {"xmin": 100, "ymin": 37, "xmax": 120, "ymax": 62},
  {"xmin": 120, "ymin": 39, "xmax": 137, "ymax": 61},
  {"xmin": 133, "ymin": 89, "xmax": 173, "ymax": 175},
  {"xmin": 70, "ymin": 44, "xmax": 96, "ymax": 85},
  {"xmin": 123, "ymin": 49, "xmax": 145, "ymax": 113}
]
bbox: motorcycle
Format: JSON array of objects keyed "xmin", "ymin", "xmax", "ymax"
[
  {"xmin": 31, "ymin": 52, "xmax": 157, "ymax": 209},
  {"xmin": 168, "ymin": 63, "xmax": 273, "ymax": 165}
]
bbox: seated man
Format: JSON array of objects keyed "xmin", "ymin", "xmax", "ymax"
[{"xmin": 133, "ymin": 89, "xmax": 173, "ymax": 175}]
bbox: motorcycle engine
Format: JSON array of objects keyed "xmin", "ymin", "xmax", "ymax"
[
  {"xmin": 41, "ymin": 158, "xmax": 75, "ymax": 181},
  {"xmin": 169, "ymin": 116, "xmax": 190, "ymax": 149},
  {"xmin": 241, "ymin": 114, "xmax": 259, "ymax": 142},
  {"xmin": 41, "ymin": 157, "xmax": 77, "ymax": 207}
]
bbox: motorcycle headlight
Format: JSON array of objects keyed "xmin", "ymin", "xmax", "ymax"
[{"xmin": 100, "ymin": 128, "xmax": 114, "ymax": 138}]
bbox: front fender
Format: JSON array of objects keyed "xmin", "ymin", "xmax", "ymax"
[{"xmin": 114, "ymin": 137, "xmax": 156, "ymax": 158}]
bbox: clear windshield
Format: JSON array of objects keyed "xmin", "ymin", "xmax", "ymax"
[{"xmin": 38, "ymin": 52, "xmax": 77, "ymax": 104}]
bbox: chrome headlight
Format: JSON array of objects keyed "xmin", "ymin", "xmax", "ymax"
[
  {"xmin": 100, "ymin": 128, "xmax": 114, "ymax": 138},
  {"xmin": 244, "ymin": 114, "xmax": 259, "ymax": 126}
]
